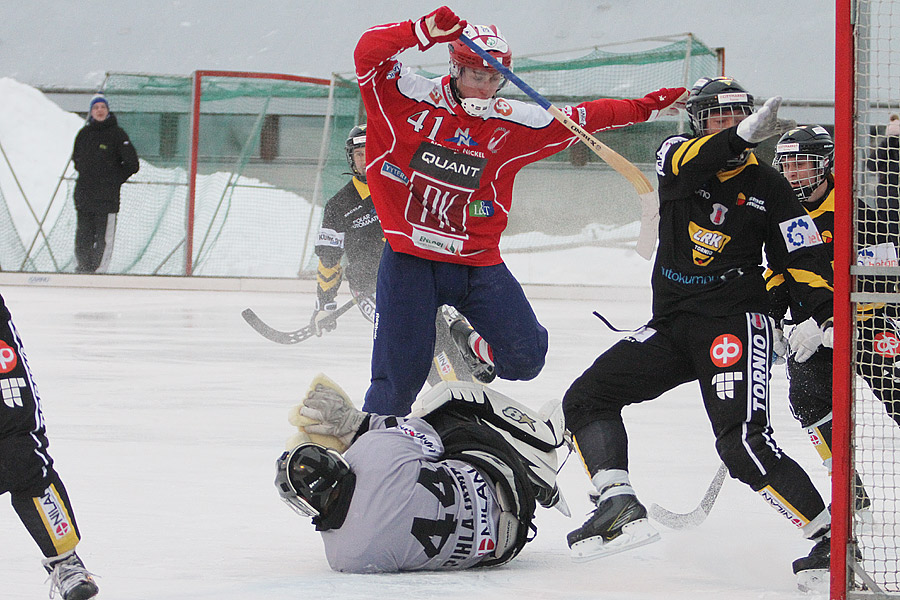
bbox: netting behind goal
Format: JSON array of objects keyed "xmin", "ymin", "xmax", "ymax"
[
  {"xmin": 834, "ymin": 1, "xmax": 900, "ymax": 598},
  {"xmin": 1, "ymin": 35, "xmax": 721, "ymax": 277}
]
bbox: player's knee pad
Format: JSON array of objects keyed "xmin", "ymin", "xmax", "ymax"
[
  {"xmin": 0, "ymin": 433, "xmax": 52, "ymax": 494},
  {"xmin": 562, "ymin": 381, "xmax": 623, "ymax": 435},
  {"xmin": 496, "ymin": 338, "xmax": 547, "ymax": 381}
]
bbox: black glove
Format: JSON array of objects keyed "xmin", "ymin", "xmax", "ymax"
[{"xmin": 310, "ymin": 299, "xmax": 338, "ymax": 336}]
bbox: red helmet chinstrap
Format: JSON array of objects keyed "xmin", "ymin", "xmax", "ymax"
[{"xmin": 448, "ymin": 24, "xmax": 512, "ymax": 72}]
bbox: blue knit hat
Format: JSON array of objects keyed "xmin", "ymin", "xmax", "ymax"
[{"xmin": 89, "ymin": 94, "xmax": 109, "ymax": 111}]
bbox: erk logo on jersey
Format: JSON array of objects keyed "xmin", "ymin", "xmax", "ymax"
[
  {"xmin": 779, "ymin": 215, "xmax": 823, "ymax": 252},
  {"xmin": 688, "ymin": 222, "xmax": 731, "ymax": 266},
  {"xmin": 468, "ymin": 200, "xmax": 494, "ymax": 217}
]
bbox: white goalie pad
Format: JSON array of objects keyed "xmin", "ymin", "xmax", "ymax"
[
  {"xmin": 409, "ymin": 381, "xmax": 569, "ymax": 514},
  {"xmin": 409, "ymin": 381, "xmax": 565, "ymax": 449}
]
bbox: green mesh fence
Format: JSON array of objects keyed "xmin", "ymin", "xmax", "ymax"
[
  {"xmin": 0, "ymin": 182, "xmax": 28, "ymax": 271},
  {"xmin": 4, "ymin": 35, "xmax": 720, "ymax": 277}
]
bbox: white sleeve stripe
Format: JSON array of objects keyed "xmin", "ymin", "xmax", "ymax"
[{"xmin": 413, "ymin": 19, "xmax": 430, "ymax": 48}]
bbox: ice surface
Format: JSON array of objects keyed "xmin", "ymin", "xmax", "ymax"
[{"xmin": 1, "ymin": 282, "xmax": 830, "ymax": 599}]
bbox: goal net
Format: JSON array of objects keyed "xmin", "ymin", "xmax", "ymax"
[
  {"xmin": 834, "ymin": 0, "xmax": 900, "ymax": 597},
  {"xmin": 0, "ymin": 35, "xmax": 721, "ymax": 278}
]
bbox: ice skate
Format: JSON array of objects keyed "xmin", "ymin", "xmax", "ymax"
[
  {"xmin": 447, "ymin": 312, "xmax": 496, "ymax": 384},
  {"xmin": 567, "ymin": 493, "xmax": 660, "ymax": 562},
  {"xmin": 42, "ymin": 551, "xmax": 99, "ymax": 600},
  {"xmin": 854, "ymin": 474, "xmax": 871, "ymax": 512},
  {"xmin": 793, "ymin": 535, "xmax": 830, "ymax": 593}
]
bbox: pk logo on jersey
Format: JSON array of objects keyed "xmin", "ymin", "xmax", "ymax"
[
  {"xmin": 874, "ymin": 332, "xmax": 900, "ymax": 358},
  {"xmin": 0, "ymin": 341, "xmax": 17, "ymax": 373},
  {"xmin": 710, "ymin": 334, "xmax": 743, "ymax": 368}
]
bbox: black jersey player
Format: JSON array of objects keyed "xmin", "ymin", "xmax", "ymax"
[
  {"xmin": 0, "ymin": 293, "xmax": 98, "ymax": 599},
  {"xmin": 768, "ymin": 125, "xmax": 900, "ymax": 515},
  {"xmin": 562, "ymin": 77, "xmax": 835, "ymax": 591}
]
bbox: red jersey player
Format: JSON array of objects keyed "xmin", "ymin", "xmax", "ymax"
[{"xmin": 355, "ymin": 6, "xmax": 686, "ymax": 415}]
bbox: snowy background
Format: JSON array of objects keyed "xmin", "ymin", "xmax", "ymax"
[
  {"xmin": 1, "ymin": 0, "xmax": 835, "ymax": 100},
  {"xmin": 0, "ymin": 3, "xmax": 857, "ymax": 597}
]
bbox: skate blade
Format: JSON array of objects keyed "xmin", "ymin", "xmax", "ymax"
[
  {"xmin": 854, "ymin": 507, "xmax": 874, "ymax": 532},
  {"xmin": 796, "ymin": 568, "xmax": 828, "ymax": 593},
  {"xmin": 569, "ymin": 518, "xmax": 660, "ymax": 563}
]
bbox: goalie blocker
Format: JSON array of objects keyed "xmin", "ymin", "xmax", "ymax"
[{"xmin": 276, "ymin": 377, "xmax": 568, "ymax": 572}]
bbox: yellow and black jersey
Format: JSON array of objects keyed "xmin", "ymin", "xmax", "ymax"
[
  {"xmin": 766, "ymin": 178, "xmax": 896, "ymax": 323},
  {"xmin": 651, "ymin": 127, "xmax": 833, "ymax": 325},
  {"xmin": 314, "ymin": 177, "xmax": 385, "ymax": 303},
  {"xmin": 764, "ymin": 179, "xmax": 835, "ymax": 324}
]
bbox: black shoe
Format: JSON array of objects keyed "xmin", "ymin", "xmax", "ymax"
[
  {"xmin": 567, "ymin": 493, "xmax": 659, "ymax": 561},
  {"xmin": 42, "ymin": 552, "xmax": 99, "ymax": 600},
  {"xmin": 793, "ymin": 535, "xmax": 830, "ymax": 574},
  {"xmin": 448, "ymin": 317, "xmax": 496, "ymax": 384},
  {"xmin": 855, "ymin": 475, "xmax": 872, "ymax": 512}
]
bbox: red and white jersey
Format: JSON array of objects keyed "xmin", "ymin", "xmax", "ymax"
[{"xmin": 355, "ymin": 20, "xmax": 671, "ymax": 266}]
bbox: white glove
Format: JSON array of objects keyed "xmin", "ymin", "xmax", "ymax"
[
  {"xmin": 788, "ymin": 318, "xmax": 834, "ymax": 363},
  {"xmin": 772, "ymin": 324, "xmax": 788, "ymax": 366},
  {"xmin": 300, "ymin": 380, "xmax": 367, "ymax": 448},
  {"xmin": 736, "ymin": 96, "xmax": 797, "ymax": 144},
  {"xmin": 310, "ymin": 299, "xmax": 338, "ymax": 336}
]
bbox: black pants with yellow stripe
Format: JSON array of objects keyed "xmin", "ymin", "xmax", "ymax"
[
  {"xmin": 0, "ymin": 294, "xmax": 82, "ymax": 558},
  {"xmin": 563, "ymin": 311, "xmax": 827, "ymax": 530}
]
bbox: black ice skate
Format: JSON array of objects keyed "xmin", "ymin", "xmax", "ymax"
[
  {"xmin": 42, "ymin": 551, "xmax": 99, "ymax": 600},
  {"xmin": 567, "ymin": 493, "xmax": 660, "ymax": 562},
  {"xmin": 448, "ymin": 315, "xmax": 496, "ymax": 384},
  {"xmin": 793, "ymin": 533, "xmax": 861, "ymax": 593}
]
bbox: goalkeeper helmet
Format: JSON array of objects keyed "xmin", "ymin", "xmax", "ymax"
[
  {"xmin": 345, "ymin": 123, "xmax": 367, "ymax": 182},
  {"xmin": 685, "ymin": 76, "xmax": 755, "ymax": 137},
  {"xmin": 773, "ymin": 125, "xmax": 835, "ymax": 202},
  {"xmin": 449, "ymin": 24, "xmax": 511, "ymax": 117},
  {"xmin": 275, "ymin": 443, "xmax": 352, "ymax": 518}
]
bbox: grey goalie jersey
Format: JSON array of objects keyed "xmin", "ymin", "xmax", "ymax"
[{"xmin": 320, "ymin": 416, "xmax": 501, "ymax": 573}]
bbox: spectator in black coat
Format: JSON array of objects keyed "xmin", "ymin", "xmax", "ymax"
[{"xmin": 72, "ymin": 94, "xmax": 139, "ymax": 273}]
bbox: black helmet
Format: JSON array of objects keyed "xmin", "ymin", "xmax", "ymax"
[
  {"xmin": 773, "ymin": 125, "xmax": 834, "ymax": 202},
  {"xmin": 345, "ymin": 124, "xmax": 367, "ymax": 182},
  {"xmin": 685, "ymin": 76, "xmax": 755, "ymax": 137},
  {"xmin": 275, "ymin": 443, "xmax": 352, "ymax": 518}
]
